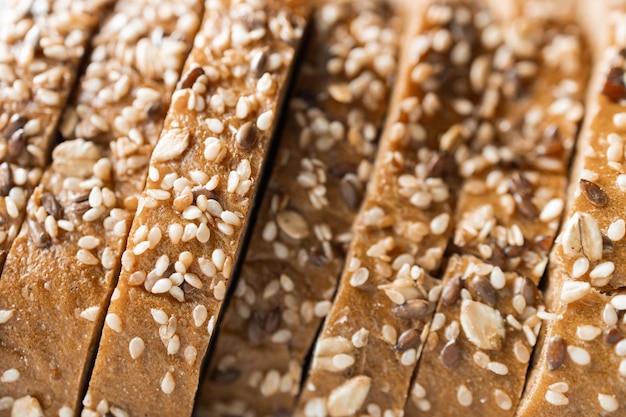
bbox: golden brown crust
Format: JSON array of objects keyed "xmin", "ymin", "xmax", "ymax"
[
  {"xmin": 83, "ymin": 1, "xmax": 309, "ymax": 416},
  {"xmin": 0, "ymin": 1, "xmax": 201, "ymax": 416},
  {"xmin": 194, "ymin": 2, "xmax": 400, "ymax": 416}
]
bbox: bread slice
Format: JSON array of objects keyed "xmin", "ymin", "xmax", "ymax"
[
  {"xmin": 294, "ymin": 1, "xmax": 519, "ymax": 415},
  {"xmin": 0, "ymin": 1, "xmax": 202, "ymax": 416},
  {"xmin": 516, "ymin": 1, "xmax": 626, "ymax": 415},
  {"xmin": 82, "ymin": 1, "xmax": 309, "ymax": 416},
  {"xmin": 0, "ymin": 0, "xmax": 112, "ymax": 269},
  {"xmin": 193, "ymin": 1, "xmax": 400, "ymax": 416},
  {"xmin": 403, "ymin": 1, "xmax": 588, "ymax": 415}
]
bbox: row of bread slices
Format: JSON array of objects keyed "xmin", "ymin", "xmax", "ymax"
[{"xmin": 0, "ymin": 0, "xmax": 624, "ymax": 416}]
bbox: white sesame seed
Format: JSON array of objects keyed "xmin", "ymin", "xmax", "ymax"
[
  {"xmin": 271, "ymin": 329, "xmax": 292, "ymax": 343},
  {"xmin": 576, "ymin": 325, "xmax": 601, "ymax": 341},
  {"xmin": 598, "ymin": 393, "xmax": 619, "ymax": 412},
  {"xmin": 213, "ymin": 281, "xmax": 226, "ymax": 301},
  {"xmin": 77, "ymin": 249, "xmax": 99, "ymax": 265},
  {"xmin": 619, "ymin": 359, "xmax": 626, "ymax": 377},
  {"xmin": 382, "ymin": 324, "xmax": 397, "ymax": 345},
  {"xmin": 539, "ymin": 198, "xmax": 564, "ymax": 222},
  {"xmin": 549, "ymin": 382, "xmax": 569, "ymax": 393},
  {"xmin": 152, "ymin": 278, "xmax": 173, "ymax": 294},
  {"xmin": 0, "ymin": 310, "xmax": 14, "ymax": 324},
  {"xmin": 590, "ymin": 262, "xmax": 615, "ymax": 282},
  {"xmin": 105, "ymin": 314, "xmax": 122, "ymax": 333},
  {"xmin": 0, "ymin": 369, "xmax": 20, "ymax": 383},
  {"xmin": 614, "ymin": 113, "xmax": 626, "ymax": 129},
  {"xmin": 133, "ymin": 241, "xmax": 151, "ymax": 256},
  {"xmin": 489, "ymin": 267, "xmax": 505, "ymax": 290},
  {"xmin": 611, "ymin": 295, "xmax": 626, "ymax": 310},
  {"xmin": 207, "ymin": 118, "xmax": 224, "ymax": 134},
  {"xmin": 566, "ymin": 345, "xmax": 590, "ymax": 365},
  {"xmin": 457, "ymin": 384, "xmax": 472, "ymax": 407},
  {"xmin": 560, "ymin": 281, "xmax": 590, "ymax": 305},
  {"xmin": 604, "ymin": 303, "xmax": 618, "ymax": 326},
  {"xmin": 161, "ymin": 372, "xmax": 175, "ymax": 394},
  {"xmin": 151, "ymin": 309, "xmax": 168, "ymax": 325},
  {"xmin": 332, "ymin": 353, "xmax": 355, "ymax": 370},
  {"xmin": 608, "ymin": 219, "xmax": 626, "ymax": 241},
  {"xmin": 430, "ymin": 212, "xmax": 449, "ymax": 235},
  {"xmin": 78, "ymin": 236, "xmax": 100, "ymax": 250},
  {"xmin": 545, "ymin": 390, "xmax": 569, "ymax": 406},
  {"xmin": 487, "ymin": 361, "xmax": 509, "ymax": 375},
  {"xmin": 350, "ymin": 267, "xmax": 369, "ymax": 287},
  {"xmin": 79, "ymin": 306, "xmax": 99, "ymax": 322},
  {"xmin": 494, "ymin": 389, "xmax": 512, "ymax": 410},
  {"xmin": 401, "ymin": 348, "xmax": 417, "ymax": 366},
  {"xmin": 129, "ymin": 337, "xmax": 145, "ymax": 360},
  {"xmin": 257, "ymin": 110, "xmax": 273, "ymax": 131},
  {"xmin": 572, "ymin": 257, "xmax": 589, "ymax": 279},
  {"xmin": 615, "ymin": 339, "xmax": 626, "ymax": 356},
  {"xmin": 513, "ymin": 341, "xmax": 530, "ymax": 363},
  {"xmin": 192, "ymin": 305, "xmax": 208, "ymax": 327}
]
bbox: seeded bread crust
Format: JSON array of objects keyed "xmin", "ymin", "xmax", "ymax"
[
  {"xmin": 516, "ymin": 2, "xmax": 626, "ymax": 415},
  {"xmin": 193, "ymin": 2, "xmax": 399, "ymax": 416},
  {"xmin": 0, "ymin": 0, "xmax": 112, "ymax": 269},
  {"xmin": 82, "ymin": 1, "xmax": 309, "ymax": 416},
  {"xmin": 0, "ymin": 1, "xmax": 201, "ymax": 416}
]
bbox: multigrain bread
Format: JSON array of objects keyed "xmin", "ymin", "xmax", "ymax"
[
  {"xmin": 295, "ymin": 1, "xmax": 512, "ymax": 415},
  {"xmin": 82, "ymin": 1, "xmax": 309, "ymax": 416},
  {"xmin": 0, "ymin": 0, "xmax": 624, "ymax": 416},
  {"xmin": 403, "ymin": 2, "xmax": 588, "ymax": 415},
  {"xmin": 0, "ymin": 1, "xmax": 201, "ymax": 416},
  {"xmin": 516, "ymin": 2, "xmax": 626, "ymax": 415},
  {"xmin": 0, "ymin": 0, "xmax": 112, "ymax": 269},
  {"xmin": 194, "ymin": 2, "xmax": 400, "ymax": 416}
]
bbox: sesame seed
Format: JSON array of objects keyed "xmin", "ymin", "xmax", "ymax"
[
  {"xmin": 611, "ymin": 295, "xmax": 626, "ymax": 310},
  {"xmin": 0, "ymin": 368, "xmax": 19, "ymax": 385},
  {"xmin": 598, "ymin": 394, "xmax": 619, "ymax": 412},
  {"xmin": 457, "ymin": 384, "xmax": 472, "ymax": 407},
  {"xmin": 257, "ymin": 110, "xmax": 273, "ymax": 131},
  {"xmin": 572, "ymin": 257, "xmax": 589, "ymax": 279},
  {"xmin": 77, "ymin": 249, "xmax": 100, "ymax": 265},
  {"xmin": 576, "ymin": 325, "xmax": 601, "ymax": 341},
  {"xmin": 79, "ymin": 306, "xmax": 99, "ymax": 322},
  {"xmin": 105, "ymin": 313, "xmax": 122, "ymax": 333},
  {"xmin": 0, "ymin": 310, "xmax": 15, "ymax": 324},
  {"xmin": 161, "ymin": 371, "xmax": 175, "ymax": 394},
  {"xmin": 494, "ymin": 389, "xmax": 512, "ymax": 410},
  {"xmin": 560, "ymin": 281, "xmax": 590, "ymax": 304},
  {"xmin": 545, "ymin": 390, "xmax": 569, "ymax": 406},
  {"xmin": 129, "ymin": 337, "xmax": 145, "ymax": 360},
  {"xmin": 487, "ymin": 361, "xmax": 509, "ymax": 375},
  {"xmin": 566, "ymin": 345, "xmax": 591, "ymax": 365},
  {"xmin": 349, "ymin": 267, "xmax": 370, "ymax": 287}
]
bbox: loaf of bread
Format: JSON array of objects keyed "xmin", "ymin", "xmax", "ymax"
[
  {"xmin": 82, "ymin": 1, "xmax": 309, "ymax": 416},
  {"xmin": 0, "ymin": 0, "xmax": 111, "ymax": 269},
  {"xmin": 194, "ymin": 1, "xmax": 399, "ymax": 416},
  {"xmin": 0, "ymin": 1, "xmax": 201, "ymax": 416},
  {"xmin": 0, "ymin": 0, "xmax": 624, "ymax": 416}
]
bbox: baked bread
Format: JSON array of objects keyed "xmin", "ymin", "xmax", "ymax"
[
  {"xmin": 82, "ymin": 1, "xmax": 309, "ymax": 416},
  {"xmin": 0, "ymin": 0, "xmax": 623, "ymax": 416},
  {"xmin": 193, "ymin": 1, "xmax": 399, "ymax": 416},
  {"xmin": 0, "ymin": 0, "xmax": 111, "ymax": 268},
  {"xmin": 295, "ymin": 1, "xmax": 511, "ymax": 415},
  {"xmin": 0, "ymin": 0, "xmax": 201, "ymax": 416},
  {"xmin": 516, "ymin": 1, "xmax": 626, "ymax": 415}
]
